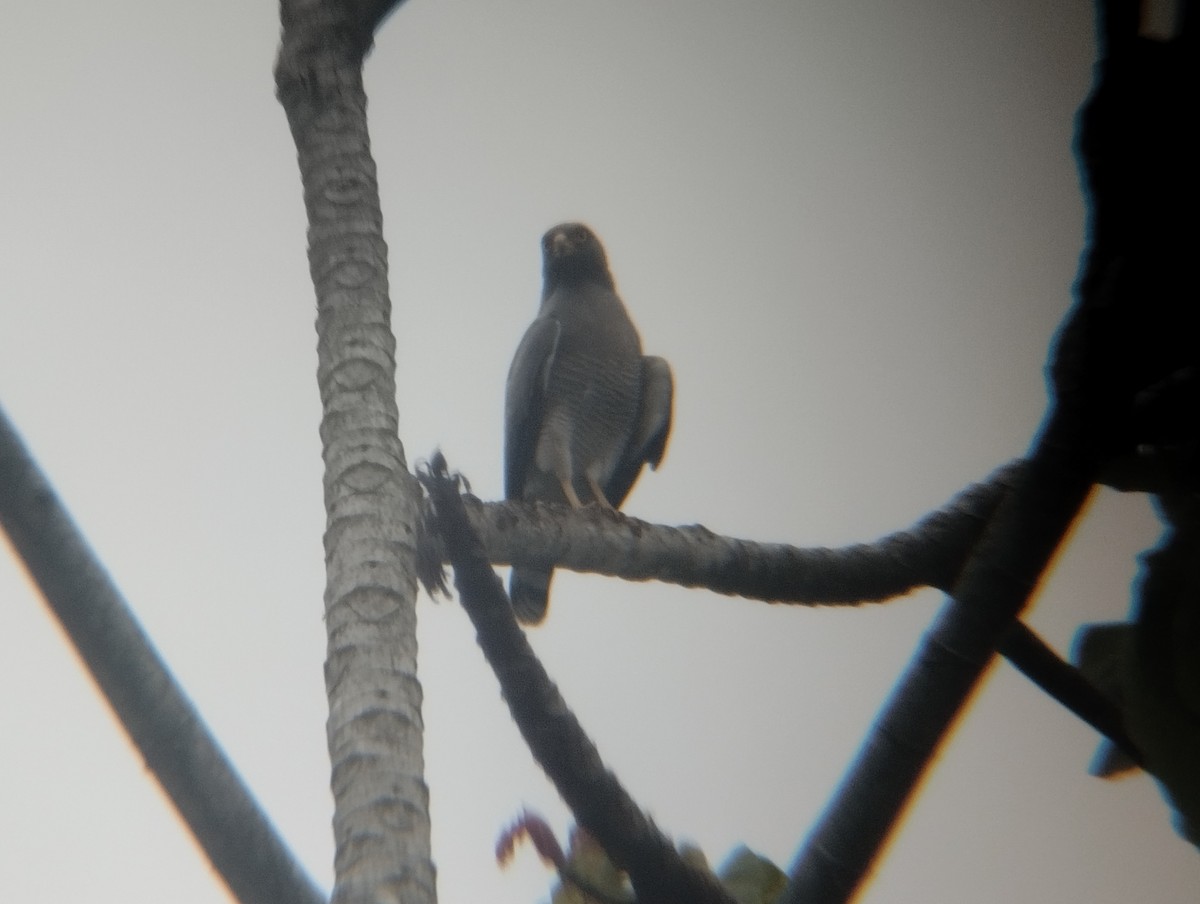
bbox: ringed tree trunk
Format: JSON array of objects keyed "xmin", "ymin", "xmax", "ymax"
[{"xmin": 275, "ymin": 3, "xmax": 434, "ymax": 902}]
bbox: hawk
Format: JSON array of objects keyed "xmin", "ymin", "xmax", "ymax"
[{"xmin": 504, "ymin": 223, "xmax": 673, "ymax": 623}]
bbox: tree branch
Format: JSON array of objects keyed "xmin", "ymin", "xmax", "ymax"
[
  {"xmin": 420, "ymin": 459, "xmax": 1023, "ymax": 604},
  {"xmin": 416, "ymin": 456, "xmax": 1136, "ymax": 766},
  {"xmin": 0, "ymin": 404, "xmax": 326, "ymax": 904},
  {"xmin": 781, "ymin": 415, "xmax": 1096, "ymax": 904},
  {"xmin": 1002, "ymin": 621, "xmax": 1141, "ymax": 765},
  {"xmin": 780, "ymin": 0, "xmax": 1197, "ymax": 896},
  {"xmin": 420, "ymin": 455, "xmax": 737, "ymax": 904}
]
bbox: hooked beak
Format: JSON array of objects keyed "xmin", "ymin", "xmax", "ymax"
[{"xmin": 549, "ymin": 230, "xmax": 572, "ymax": 256}]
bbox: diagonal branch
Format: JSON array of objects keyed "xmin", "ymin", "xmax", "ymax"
[
  {"xmin": 1003, "ymin": 620, "xmax": 1140, "ymax": 764},
  {"xmin": 780, "ymin": 0, "xmax": 1196, "ymax": 896},
  {"xmin": 0, "ymin": 404, "xmax": 326, "ymax": 904},
  {"xmin": 780, "ymin": 416, "xmax": 1096, "ymax": 904},
  {"xmin": 420, "ymin": 455, "xmax": 737, "ymax": 904}
]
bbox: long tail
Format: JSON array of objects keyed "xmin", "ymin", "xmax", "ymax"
[{"xmin": 509, "ymin": 568, "xmax": 553, "ymax": 624}]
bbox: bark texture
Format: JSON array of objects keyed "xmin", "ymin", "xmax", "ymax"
[{"xmin": 276, "ymin": 3, "xmax": 433, "ymax": 902}]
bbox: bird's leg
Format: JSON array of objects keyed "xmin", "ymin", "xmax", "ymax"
[
  {"xmin": 585, "ymin": 475, "xmax": 615, "ymax": 510},
  {"xmin": 558, "ymin": 477, "xmax": 585, "ymax": 509}
]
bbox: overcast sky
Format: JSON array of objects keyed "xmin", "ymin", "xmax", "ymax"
[{"xmin": 2, "ymin": 1, "xmax": 1196, "ymax": 902}]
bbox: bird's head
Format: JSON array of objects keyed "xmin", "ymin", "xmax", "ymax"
[{"xmin": 541, "ymin": 222, "xmax": 614, "ymax": 291}]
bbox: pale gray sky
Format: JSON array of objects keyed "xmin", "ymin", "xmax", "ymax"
[{"xmin": 2, "ymin": 2, "xmax": 1196, "ymax": 902}]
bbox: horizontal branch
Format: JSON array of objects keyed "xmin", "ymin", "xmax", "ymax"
[
  {"xmin": 420, "ymin": 459, "xmax": 1024, "ymax": 605},
  {"xmin": 417, "ymin": 454, "xmax": 1138, "ymax": 767}
]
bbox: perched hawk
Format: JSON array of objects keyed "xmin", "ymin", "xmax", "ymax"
[{"xmin": 504, "ymin": 223, "xmax": 673, "ymax": 623}]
